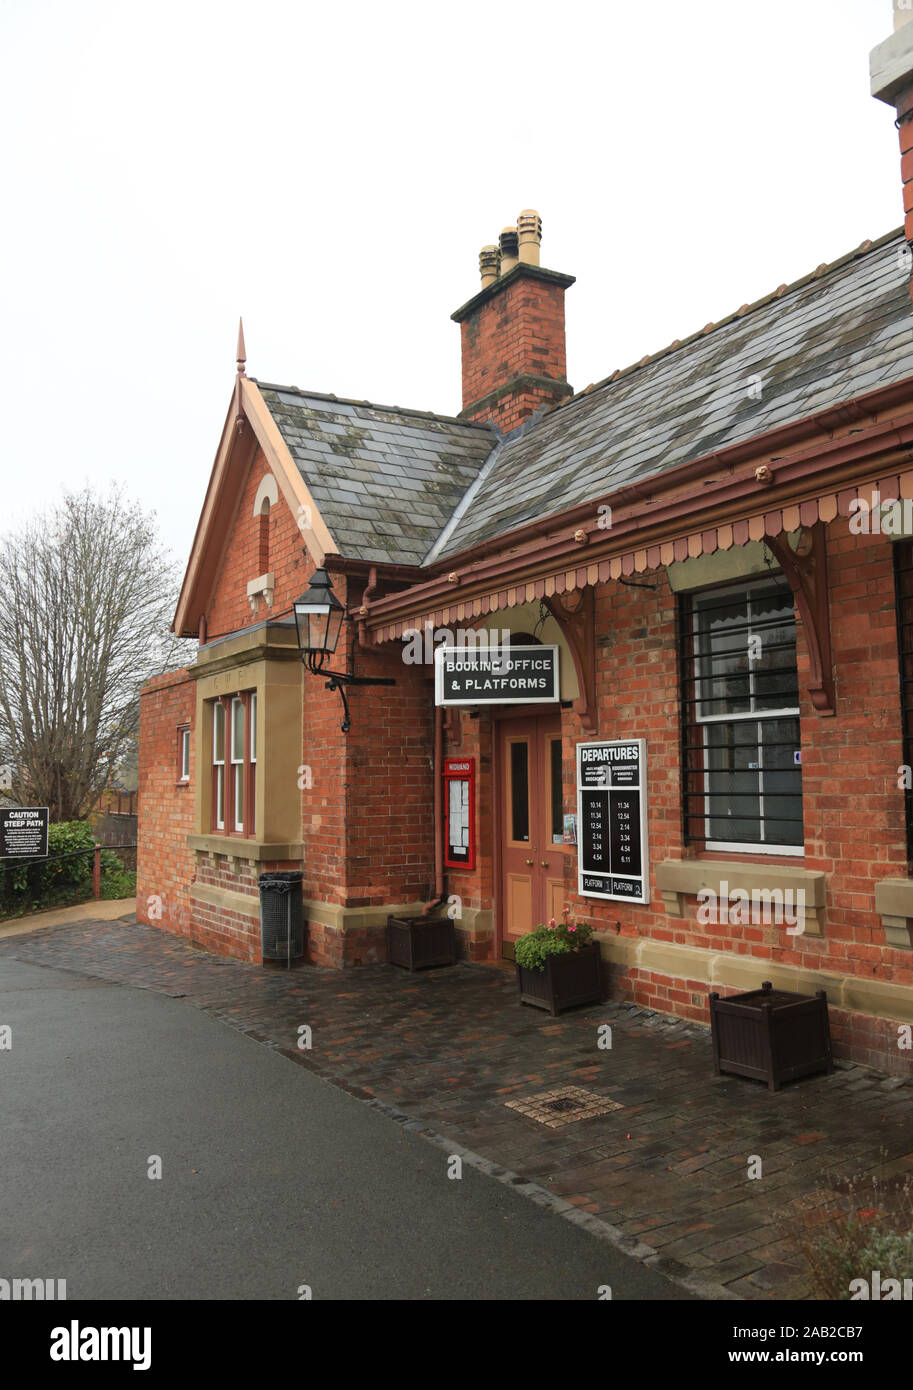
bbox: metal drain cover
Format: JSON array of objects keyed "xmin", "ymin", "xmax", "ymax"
[{"xmin": 505, "ymin": 1085, "xmax": 623, "ymax": 1128}]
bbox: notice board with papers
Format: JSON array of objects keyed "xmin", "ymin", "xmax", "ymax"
[{"xmin": 443, "ymin": 757, "xmax": 475, "ymax": 870}]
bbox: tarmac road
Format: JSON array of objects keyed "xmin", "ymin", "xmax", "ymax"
[{"xmin": 0, "ymin": 958, "xmax": 688, "ymax": 1300}]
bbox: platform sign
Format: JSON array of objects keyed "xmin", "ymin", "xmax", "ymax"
[
  {"xmin": 576, "ymin": 740, "xmax": 648, "ymax": 903},
  {"xmin": 0, "ymin": 806, "xmax": 49, "ymax": 859},
  {"xmin": 435, "ymin": 646, "xmax": 559, "ymax": 706}
]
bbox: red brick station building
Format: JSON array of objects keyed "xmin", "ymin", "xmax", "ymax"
[{"xmin": 139, "ymin": 15, "xmax": 913, "ymax": 1073}]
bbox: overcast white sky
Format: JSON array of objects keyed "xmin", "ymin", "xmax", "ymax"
[{"xmin": 0, "ymin": 0, "xmax": 902, "ymax": 570}]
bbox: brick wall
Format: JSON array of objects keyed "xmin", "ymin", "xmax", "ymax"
[
  {"xmin": 205, "ymin": 447, "xmax": 309, "ymax": 641},
  {"xmin": 136, "ymin": 668, "xmax": 196, "ymax": 941},
  {"xmin": 459, "ymin": 273, "xmax": 570, "ymax": 432},
  {"xmin": 302, "ymin": 606, "xmax": 437, "ymax": 965},
  {"xmin": 554, "ymin": 523, "xmax": 912, "ymax": 1072},
  {"xmin": 564, "ymin": 567, "xmax": 684, "ymax": 937},
  {"xmin": 188, "ymin": 853, "xmax": 303, "ymax": 963},
  {"xmin": 802, "ymin": 518, "xmax": 908, "ymax": 961},
  {"xmin": 344, "ymin": 642, "xmax": 435, "ymax": 904},
  {"xmin": 426, "ymin": 525, "xmax": 913, "ymax": 1069}
]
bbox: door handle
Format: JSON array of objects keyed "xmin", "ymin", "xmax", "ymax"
[
  {"xmin": 525, "ymin": 859, "xmax": 534, "ymax": 866},
  {"xmin": 540, "ymin": 860, "xmax": 549, "ymax": 867}
]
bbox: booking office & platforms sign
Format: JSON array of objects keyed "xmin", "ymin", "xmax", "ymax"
[
  {"xmin": 435, "ymin": 646, "xmax": 559, "ymax": 705},
  {"xmin": 576, "ymin": 739, "xmax": 649, "ymax": 903}
]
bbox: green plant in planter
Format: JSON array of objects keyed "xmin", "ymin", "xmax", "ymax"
[{"xmin": 514, "ymin": 908, "xmax": 593, "ymax": 972}]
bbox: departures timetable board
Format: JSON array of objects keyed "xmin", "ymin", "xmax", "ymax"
[{"xmin": 576, "ymin": 739, "xmax": 649, "ymax": 903}]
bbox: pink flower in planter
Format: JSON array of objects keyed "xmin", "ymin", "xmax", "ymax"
[{"xmin": 548, "ymin": 917, "xmax": 556, "ymax": 928}]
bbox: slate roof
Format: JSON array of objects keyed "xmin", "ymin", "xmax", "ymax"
[
  {"xmin": 255, "ymin": 385, "xmax": 495, "ymax": 566},
  {"xmin": 257, "ymin": 229, "xmax": 913, "ymax": 569},
  {"xmin": 435, "ymin": 229, "xmax": 913, "ymax": 559}
]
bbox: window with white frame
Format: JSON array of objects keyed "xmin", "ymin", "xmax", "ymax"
[
  {"xmin": 178, "ymin": 726, "xmax": 190, "ymax": 782},
  {"xmin": 210, "ymin": 692, "xmax": 255, "ymax": 836},
  {"xmin": 680, "ymin": 578, "xmax": 803, "ymax": 854}
]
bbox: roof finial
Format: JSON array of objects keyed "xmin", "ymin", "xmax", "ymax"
[{"xmin": 236, "ymin": 317, "xmax": 246, "ymax": 376}]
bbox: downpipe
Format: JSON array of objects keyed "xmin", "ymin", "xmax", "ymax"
[{"xmin": 422, "ymin": 702, "xmax": 445, "ymax": 916}]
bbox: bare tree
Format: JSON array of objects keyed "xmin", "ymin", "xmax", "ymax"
[{"xmin": 0, "ymin": 485, "xmax": 191, "ymax": 821}]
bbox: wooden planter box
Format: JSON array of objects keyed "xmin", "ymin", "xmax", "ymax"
[
  {"xmin": 516, "ymin": 941, "xmax": 603, "ymax": 1016},
  {"xmin": 387, "ymin": 914, "xmax": 456, "ymax": 971},
  {"xmin": 709, "ymin": 980, "xmax": 833, "ymax": 1092}
]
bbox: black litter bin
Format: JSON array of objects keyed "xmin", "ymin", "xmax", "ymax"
[{"xmin": 258, "ymin": 872, "xmax": 305, "ymax": 963}]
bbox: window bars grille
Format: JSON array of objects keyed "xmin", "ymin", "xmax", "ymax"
[
  {"xmin": 894, "ymin": 541, "xmax": 913, "ymax": 860},
  {"xmin": 680, "ymin": 578, "xmax": 803, "ymax": 854}
]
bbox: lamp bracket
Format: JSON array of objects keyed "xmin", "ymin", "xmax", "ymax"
[{"xmin": 302, "ymin": 652, "xmax": 395, "ymax": 732}]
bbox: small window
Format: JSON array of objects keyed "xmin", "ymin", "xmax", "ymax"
[{"xmin": 178, "ymin": 726, "xmax": 190, "ymax": 782}]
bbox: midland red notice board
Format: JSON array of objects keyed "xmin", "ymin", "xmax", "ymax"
[
  {"xmin": 443, "ymin": 757, "xmax": 475, "ymax": 870},
  {"xmin": 0, "ymin": 807, "xmax": 49, "ymax": 858}
]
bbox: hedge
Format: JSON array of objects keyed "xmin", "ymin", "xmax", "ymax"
[{"xmin": 0, "ymin": 820, "xmax": 136, "ymax": 918}]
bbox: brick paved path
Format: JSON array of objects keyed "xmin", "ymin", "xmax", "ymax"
[{"xmin": 4, "ymin": 918, "xmax": 913, "ymax": 1300}]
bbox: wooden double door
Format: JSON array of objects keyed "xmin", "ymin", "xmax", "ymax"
[{"xmin": 498, "ymin": 714, "xmax": 569, "ymax": 958}]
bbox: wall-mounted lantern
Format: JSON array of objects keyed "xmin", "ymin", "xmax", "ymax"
[{"xmin": 293, "ymin": 567, "xmax": 394, "ymax": 733}]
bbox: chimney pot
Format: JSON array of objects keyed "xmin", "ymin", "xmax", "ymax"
[
  {"xmin": 499, "ymin": 226, "xmax": 519, "ymax": 274},
  {"xmin": 517, "ymin": 209, "xmax": 542, "ymax": 265},
  {"xmin": 479, "ymin": 244, "xmax": 500, "ymax": 288}
]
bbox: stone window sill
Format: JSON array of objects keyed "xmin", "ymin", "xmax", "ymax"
[
  {"xmin": 655, "ymin": 858, "xmax": 826, "ymax": 937},
  {"xmin": 187, "ymin": 832, "xmax": 304, "ymax": 868},
  {"xmin": 874, "ymin": 880, "xmax": 913, "ymax": 949}
]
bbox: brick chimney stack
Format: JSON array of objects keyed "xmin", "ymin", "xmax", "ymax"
[
  {"xmin": 451, "ymin": 210, "xmax": 575, "ymax": 434},
  {"xmin": 871, "ymin": 1, "xmax": 913, "ymax": 265}
]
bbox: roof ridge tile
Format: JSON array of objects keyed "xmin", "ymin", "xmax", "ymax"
[
  {"xmin": 541, "ymin": 226, "xmax": 904, "ymax": 420},
  {"xmin": 252, "ymin": 379, "xmax": 496, "ymax": 433}
]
